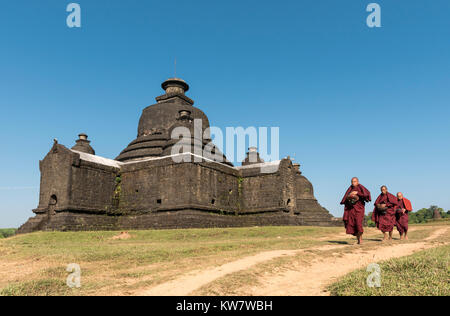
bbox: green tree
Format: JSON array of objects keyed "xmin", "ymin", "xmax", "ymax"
[
  {"xmin": 365, "ymin": 212, "xmax": 376, "ymax": 227},
  {"xmin": 366, "ymin": 205, "xmax": 447, "ymax": 225}
]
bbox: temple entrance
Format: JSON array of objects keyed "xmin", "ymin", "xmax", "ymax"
[
  {"xmin": 48, "ymin": 195, "xmax": 57, "ymax": 216},
  {"xmin": 286, "ymin": 198, "xmax": 295, "ymax": 215}
]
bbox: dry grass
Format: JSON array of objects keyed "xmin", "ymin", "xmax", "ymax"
[
  {"xmin": 191, "ymin": 224, "xmax": 449, "ymax": 295},
  {"xmin": 328, "ymin": 244, "xmax": 450, "ymax": 296},
  {"xmin": 0, "ymin": 226, "xmax": 340, "ymax": 296},
  {"xmin": 1, "ymin": 222, "xmax": 447, "ymax": 296}
]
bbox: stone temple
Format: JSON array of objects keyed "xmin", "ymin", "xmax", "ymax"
[{"xmin": 18, "ymin": 78, "xmax": 339, "ymax": 233}]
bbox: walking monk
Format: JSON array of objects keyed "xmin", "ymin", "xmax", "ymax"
[
  {"xmin": 340, "ymin": 177, "xmax": 371, "ymax": 244},
  {"xmin": 396, "ymin": 192, "xmax": 412, "ymax": 240},
  {"xmin": 372, "ymin": 186, "xmax": 399, "ymax": 241}
]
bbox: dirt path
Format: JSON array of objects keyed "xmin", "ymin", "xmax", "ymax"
[
  {"xmin": 249, "ymin": 227, "xmax": 449, "ymax": 296},
  {"xmin": 137, "ymin": 246, "xmax": 339, "ymax": 296},
  {"xmin": 136, "ymin": 227, "xmax": 448, "ymax": 296}
]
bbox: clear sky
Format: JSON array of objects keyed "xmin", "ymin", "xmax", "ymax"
[{"xmin": 1, "ymin": 1, "xmax": 449, "ymax": 228}]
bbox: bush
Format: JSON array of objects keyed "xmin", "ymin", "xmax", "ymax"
[
  {"xmin": 365, "ymin": 206, "xmax": 449, "ymax": 225},
  {"xmin": 409, "ymin": 205, "xmax": 448, "ymax": 224},
  {"xmin": 365, "ymin": 212, "xmax": 375, "ymax": 227}
]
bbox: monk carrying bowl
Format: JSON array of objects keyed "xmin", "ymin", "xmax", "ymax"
[
  {"xmin": 376, "ymin": 203, "xmax": 388, "ymax": 214},
  {"xmin": 347, "ymin": 194, "xmax": 360, "ymax": 205}
]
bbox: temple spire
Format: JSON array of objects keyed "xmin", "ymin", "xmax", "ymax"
[{"xmin": 155, "ymin": 77, "xmax": 194, "ymax": 105}]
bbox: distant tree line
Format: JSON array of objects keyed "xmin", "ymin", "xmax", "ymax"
[
  {"xmin": 0, "ymin": 229, "xmax": 16, "ymax": 238},
  {"xmin": 366, "ymin": 205, "xmax": 450, "ymax": 227}
]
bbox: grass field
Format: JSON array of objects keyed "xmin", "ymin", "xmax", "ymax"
[
  {"xmin": 0, "ymin": 222, "xmax": 448, "ymax": 296},
  {"xmin": 0, "ymin": 226, "xmax": 342, "ymax": 296},
  {"xmin": 190, "ymin": 222, "xmax": 449, "ymax": 296},
  {"xmin": 328, "ymin": 244, "xmax": 450, "ymax": 296}
]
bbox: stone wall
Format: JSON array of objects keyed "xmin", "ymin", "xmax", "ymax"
[
  {"xmin": 19, "ymin": 209, "xmax": 341, "ymax": 233},
  {"xmin": 118, "ymin": 157, "xmax": 240, "ymax": 214},
  {"xmin": 34, "ymin": 144, "xmax": 74, "ymax": 214},
  {"xmin": 19, "ymin": 146, "xmax": 340, "ymax": 234},
  {"xmin": 69, "ymin": 160, "xmax": 118, "ymax": 213},
  {"xmin": 35, "ymin": 144, "xmax": 118, "ymax": 215},
  {"xmin": 240, "ymin": 173, "xmax": 284, "ymax": 213}
]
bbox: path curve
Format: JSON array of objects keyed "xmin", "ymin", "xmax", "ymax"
[
  {"xmin": 249, "ymin": 227, "xmax": 448, "ymax": 296},
  {"xmin": 136, "ymin": 227, "xmax": 448, "ymax": 296},
  {"xmin": 137, "ymin": 245, "xmax": 342, "ymax": 296}
]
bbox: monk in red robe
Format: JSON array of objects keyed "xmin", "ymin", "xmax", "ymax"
[
  {"xmin": 340, "ymin": 177, "xmax": 371, "ymax": 244},
  {"xmin": 372, "ymin": 186, "xmax": 399, "ymax": 241},
  {"xmin": 396, "ymin": 192, "xmax": 412, "ymax": 240}
]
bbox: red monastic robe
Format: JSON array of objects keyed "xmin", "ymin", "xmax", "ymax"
[
  {"xmin": 372, "ymin": 193, "xmax": 399, "ymax": 233},
  {"xmin": 396, "ymin": 197, "xmax": 412, "ymax": 234},
  {"xmin": 340, "ymin": 184, "xmax": 371, "ymax": 236}
]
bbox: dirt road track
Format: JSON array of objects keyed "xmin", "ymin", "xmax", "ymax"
[{"xmin": 136, "ymin": 227, "xmax": 448, "ymax": 296}]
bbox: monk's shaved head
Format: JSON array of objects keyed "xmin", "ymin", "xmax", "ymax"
[
  {"xmin": 397, "ymin": 192, "xmax": 403, "ymax": 199},
  {"xmin": 351, "ymin": 177, "xmax": 359, "ymax": 186},
  {"xmin": 381, "ymin": 185, "xmax": 388, "ymax": 194}
]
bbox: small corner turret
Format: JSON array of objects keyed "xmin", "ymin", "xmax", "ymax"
[
  {"xmin": 71, "ymin": 133, "xmax": 95, "ymax": 155},
  {"xmin": 242, "ymin": 147, "xmax": 264, "ymax": 166}
]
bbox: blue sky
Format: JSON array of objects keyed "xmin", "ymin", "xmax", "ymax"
[{"xmin": 0, "ymin": 1, "xmax": 449, "ymax": 228}]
